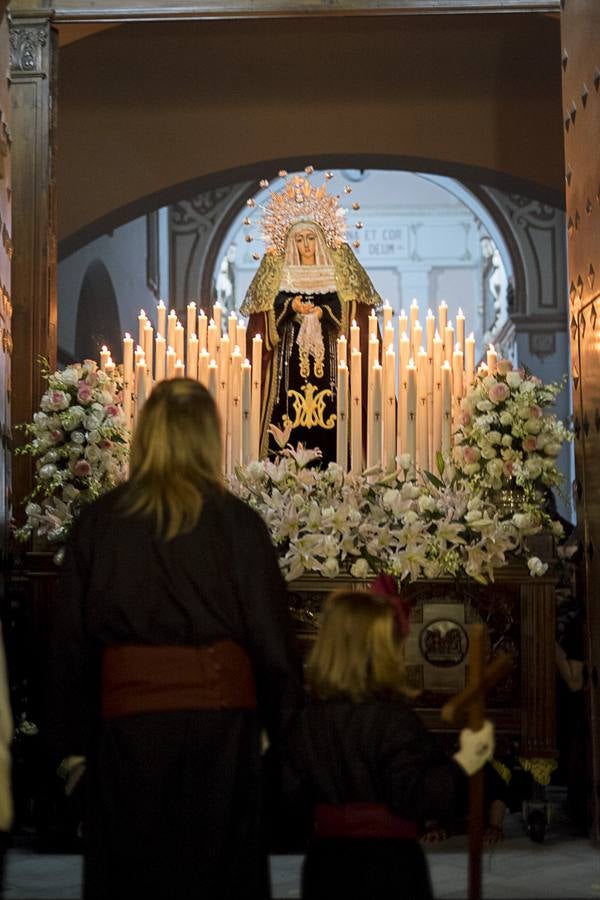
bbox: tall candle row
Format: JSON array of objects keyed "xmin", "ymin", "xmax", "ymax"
[{"xmin": 115, "ymin": 301, "xmax": 260, "ymax": 474}]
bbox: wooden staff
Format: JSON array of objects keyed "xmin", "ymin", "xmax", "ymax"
[{"xmin": 441, "ymin": 624, "xmax": 512, "ymax": 900}]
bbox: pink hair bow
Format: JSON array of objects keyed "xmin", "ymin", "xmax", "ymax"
[{"xmin": 370, "ymin": 573, "xmax": 411, "ymax": 637}]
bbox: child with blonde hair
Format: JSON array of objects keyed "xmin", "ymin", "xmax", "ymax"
[{"xmin": 285, "ymin": 578, "xmax": 494, "ymax": 900}]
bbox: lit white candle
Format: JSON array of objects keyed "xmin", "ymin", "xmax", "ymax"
[
  {"xmin": 350, "ymin": 347, "xmax": 363, "ymax": 475},
  {"xmin": 134, "ymin": 344, "xmax": 145, "ymax": 369},
  {"xmin": 426, "ymin": 309, "xmax": 436, "ymax": 360},
  {"xmin": 144, "ymin": 322, "xmax": 154, "ymax": 375},
  {"xmin": 230, "ymin": 347, "xmax": 242, "ymax": 469},
  {"xmin": 228, "ymin": 311, "xmax": 238, "ymax": 346},
  {"xmin": 383, "ymin": 344, "xmax": 396, "ymax": 471},
  {"xmin": 174, "ymin": 359, "xmax": 185, "ymax": 378},
  {"xmin": 487, "ymin": 343, "xmax": 498, "ymax": 374},
  {"xmin": 198, "ymin": 348, "xmax": 209, "ymax": 386},
  {"xmin": 251, "ymin": 335, "xmax": 263, "ymax": 460},
  {"xmin": 367, "ymin": 360, "xmax": 382, "ymax": 470},
  {"xmin": 406, "ymin": 359, "xmax": 417, "ymax": 477},
  {"xmin": 135, "ymin": 357, "xmax": 147, "ymax": 421},
  {"xmin": 409, "ymin": 298, "xmax": 420, "ymax": 335},
  {"xmin": 444, "ymin": 321, "xmax": 454, "ymax": 364},
  {"xmin": 368, "ymin": 334, "xmax": 379, "ymax": 401},
  {"xmin": 155, "ymin": 333, "xmax": 166, "ymax": 383},
  {"xmin": 417, "ymin": 347, "xmax": 429, "ymax": 472},
  {"xmin": 175, "ymin": 322, "xmax": 185, "ymax": 367},
  {"xmin": 433, "ymin": 332, "xmax": 443, "ymax": 460},
  {"xmin": 337, "ymin": 334, "xmax": 347, "ymax": 367},
  {"xmin": 236, "ymin": 320, "xmax": 247, "ymax": 356},
  {"xmin": 100, "ymin": 345, "xmax": 110, "ymax": 371},
  {"xmin": 438, "ymin": 300, "xmax": 448, "ymax": 335},
  {"xmin": 167, "ymin": 310, "xmax": 177, "ymax": 350},
  {"xmin": 197, "ymin": 310, "xmax": 208, "ymax": 352},
  {"xmin": 138, "ymin": 309, "xmax": 148, "ymax": 349},
  {"xmin": 207, "ymin": 359, "xmax": 218, "ymax": 400},
  {"xmin": 122, "ymin": 334, "xmax": 134, "ymax": 422},
  {"xmin": 166, "ymin": 345, "xmax": 176, "ymax": 379},
  {"xmin": 104, "ymin": 356, "xmax": 115, "ymax": 378},
  {"xmin": 441, "ymin": 361, "xmax": 452, "ymax": 455},
  {"xmin": 452, "ymin": 341, "xmax": 464, "ymax": 413},
  {"xmin": 368, "ymin": 308, "xmax": 378, "ymax": 338},
  {"xmin": 212, "ymin": 300, "xmax": 223, "ymax": 338},
  {"xmin": 241, "ymin": 359, "xmax": 252, "ymax": 465},
  {"xmin": 465, "ymin": 332, "xmax": 476, "ymax": 387},
  {"xmin": 187, "ymin": 334, "xmax": 199, "ymax": 380},
  {"xmin": 122, "ymin": 334, "xmax": 133, "ymax": 385},
  {"xmin": 382, "ymin": 299, "xmax": 393, "ymax": 330},
  {"xmin": 412, "ymin": 320, "xmax": 423, "ymax": 361},
  {"xmin": 207, "ymin": 319, "xmax": 218, "ymax": 361},
  {"xmin": 456, "ymin": 307, "xmax": 465, "ymax": 355},
  {"xmin": 384, "ymin": 320, "xmax": 395, "ymax": 354},
  {"xmin": 397, "ymin": 309, "xmax": 408, "ymax": 342},
  {"xmin": 336, "ymin": 360, "xmax": 349, "ymax": 471},
  {"xmin": 217, "ymin": 344, "xmax": 229, "ymax": 471},
  {"xmin": 186, "ymin": 301, "xmax": 197, "ymax": 340},
  {"xmin": 397, "ymin": 331, "xmax": 410, "ymax": 456},
  {"xmin": 350, "ymin": 319, "xmax": 360, "ymax": 353},
  {"xmin": 157, "ymin": 300, "xmax": 166, "ymax": 339}
]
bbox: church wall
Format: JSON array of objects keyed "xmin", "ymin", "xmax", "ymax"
[
  {"xmin": 56, "ymin": 13, "xmax": 564, "ymax": 249},
  {"xmin": 58, "ymin": 216, "xmax": 158, "ymax": 362}
]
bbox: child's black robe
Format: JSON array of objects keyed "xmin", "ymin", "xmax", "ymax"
[
  {"xmin": 284, "ymin": 698, "xmax": 469, "ymax": 900},
  {"xmin": 43, "ymin": 484, "xmax": 302, "ymax": 900}
]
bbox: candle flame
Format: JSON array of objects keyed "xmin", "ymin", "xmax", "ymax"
[
  {"xmin": 102, "ymin": 345, "xmax": 108, "ymax": 352},
  {"xmin": 455, "ymin": 342, "xmax": 462, "ymax": 352},
  {"xmin": 489, "ymin": 343, "xmax": 496, "ymax": 352},
  {"xmin": 157, "ymin": 299, "xmax": 165, "ymax": 307},
  {"xmin": 352, "ymin": 319, "xmax": 357, "ymax": 327},
  {"xmin": 124, "ymin": 333, "xmax": 131, "ymax": 340},
  {"xmin": 139, "ymin": 309, "xmax": 146, "ymax": 316},
  {"xmin": 458, "ymin": 307, "xmax": 464, "ymax": 316}
]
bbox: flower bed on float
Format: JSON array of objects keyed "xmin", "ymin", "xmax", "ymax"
[{"xmin": 16, "ymin": 359, "xmax": 571, "ymax": 584}]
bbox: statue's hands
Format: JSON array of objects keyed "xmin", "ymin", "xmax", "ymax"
[{"xmin": 292, "ymin": 295, "xmax": 316, "ymax": 316}]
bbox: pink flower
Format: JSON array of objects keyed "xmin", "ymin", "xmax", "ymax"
[
  {"xmin": 503, "ymin": 461, "xmax": 514, "ymax": 477},
  {"xmin": 49, "ymin": 429, "xmax": 64, "ymax": 444},
  {"xmin": 458, "ymin": 411, "xmax": 471, "ymax": 427},
  {"xmin": 523, "ymin": 436, "xmax": 538, "ymax": 452},
  {"xmin": 463, "ymin": 446, "xmax": 481, "ymax": 464},
  {"xmin": 497, "ymin": 359, "xmax": 513, "ymax": 375},
  {"xmin": 104, "ymin": 405, "xmax": 119, "ymax": 418},
  {"xmin": 77, "ymin": 383, "xmax": 93, "ymax": 403},
  {"xmin": 529, "ymin": 405, "xmax": 542, "ymax": 419},
  {"xmin": 99, "ymin": 439, "xmax": 113, "ymax": 450},
  {"xmin": 488, "ymin": 382, "xmax": 510, "ymax": 404},
  {"xmin": 73, "ymin": 459, "xmax": 92, "ymax": 478}
]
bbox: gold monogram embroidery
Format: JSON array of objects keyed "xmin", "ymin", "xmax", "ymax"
[{"xmin": 283, "ymin": 383, "xmax": 336, "ymax": 430}]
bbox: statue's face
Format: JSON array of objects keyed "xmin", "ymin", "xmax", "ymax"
[{"xmin": 293, "ymin": 227, "xmax": 317, "ymax": 265}]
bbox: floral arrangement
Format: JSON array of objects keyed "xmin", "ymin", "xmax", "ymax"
[
  {"xmin": 14, "ymin": 359, "xmax": 129, "ymax": 544},
  {"xmin": 228, "ymin": 444, "xmax": 561, "ymax": 585},
  {"xmin": 452, "ymin": 360, "xmax": 571, "ymax": 499}
]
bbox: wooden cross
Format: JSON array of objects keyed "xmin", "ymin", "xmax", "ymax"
[{"xmin": 441, "ymin": 623, "xmax": 513, "ymax": 900}]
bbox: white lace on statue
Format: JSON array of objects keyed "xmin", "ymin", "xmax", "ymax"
[{"xmin": 296, "ymin": 311, "xmax": 325, "ymax": 378}]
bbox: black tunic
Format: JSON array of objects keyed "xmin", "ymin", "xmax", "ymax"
[
  {"xmin": 284, "ymin": 698, "xmax": 468, "ymax": 900},
  {"xmin": 43, "ymin": 484, "xmax": 302, "ymax": 900}
]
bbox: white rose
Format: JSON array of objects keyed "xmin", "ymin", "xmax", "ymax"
[
  {"xmin": 527, "ymin": 556, "xmax": 548, "ymax": 577},
  {"xmin": 513, "ymin": 513, "xmax": 532, "ymax": 529},
  {"xmin": 480, "ymin": 444, "xmax": 497, "ymax": 460},
  {"xmin": 351, "ymin": 558, "xmax": 371, "ymax": 578},
  {"xmin": 321, "ymin": 557, "xmax": 340, "ymax": 578},
  {"xmin": 519, "ymin": 381, "xmax": 536, "ymax": 394},
  {"xmin": 61, "ymin": 367, "xmax": 80, "ymax": 386},
  {"xmin": 464, "ymin": 463, "xmax": 481, "ymax": 476},
  {"xmin": 417, "ymin": 494, "xmax": 436, "ymax": 514},
  {"xmin": 70, "ymin": 431, "xmax": 85, "ymax": 444},
  {"xmin": 506, "ymin": 372, "xmax": 522, "ymax": 388},
  {"xmin": 383, "ymin": 489, "xmax": 401, "ymax": 511},
  {"xmin": 85, "ymin": 444, "xmax": 102, "ymax": 463},
  {"xmin": 398, "ymin": 453, "xmax": 412, "ymax": 471},
  {"xmin": 38, "ymin": 463, "xmax": 57, "ymax": 479},
  {"xmin": 544, "ymin": 443, "xmax": 561, "ymax": 457},
  {"xmin": 525, "ymin": 418, "xmax": 542, "ymax": 434},
  {"xmin": 501, "ymin": 434, "xmax": 513, "ymax": 447},
  {"xmin": 524, "ymin": 458, "xmax": 542, "ymax": 479},
  {"xmin": 84, "ymin": 414, "xmax": 104, "ymax": 431},
  {"xmin": 476, "ymin": 400, "xmax": 493, "ymax": 412},
  {"xmin": 499, "ymin": 411, "xmax": 513, "ymax": 427},
  {"xmin": 486, "ymin": 458, "xmax": 504, "ymax": 479},
  {"xmin": 487, "ymin": 430, "xmax": 502, "ymax": 445}
]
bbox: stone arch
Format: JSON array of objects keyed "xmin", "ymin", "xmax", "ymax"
[{"xmin": 74, "ymin": 260, "xmax": 122, "ymax": 363}]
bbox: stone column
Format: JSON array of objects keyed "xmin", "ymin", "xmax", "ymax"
[{"xmin": 10, "ymin": 12, "xmax": 57, "ymax": 514}]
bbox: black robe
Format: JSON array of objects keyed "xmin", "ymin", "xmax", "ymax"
[
  {"xmin": 42, "ymin": 484, "xmax": 302, "ymax": 900},
  {"xmin": 283, "ymin": 697, "xmax": 468, "ymax": 900}
]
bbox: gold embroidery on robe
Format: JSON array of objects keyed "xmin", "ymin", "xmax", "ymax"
[{"xmin": 283, "ymin": 383, "xmax": 336, "ymax": 430}]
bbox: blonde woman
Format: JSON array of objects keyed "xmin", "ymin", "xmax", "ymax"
[
  {"xmin": 284, "ymin": 584, "xmax": 495, "ymax": 900},
  {"xmin": 44, "ymin": 378, "xmax": 301, "ymax": 900}
]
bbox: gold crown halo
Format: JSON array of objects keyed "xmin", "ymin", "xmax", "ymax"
[{"xmin": 245, "ymin": 167, "xmax": 361, "ymax": 257}]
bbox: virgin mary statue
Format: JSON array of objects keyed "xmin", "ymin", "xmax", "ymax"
[{"xmin": 240, "ymin": 174, "xmax": 381, "ymax": 463}]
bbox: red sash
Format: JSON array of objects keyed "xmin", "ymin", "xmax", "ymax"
[
  {"xmin": 101, "ymin": 640, "xmax": 257, "ymax": 719},
  {"xmin": 315, "ymin": 803, "xmax": 418, "ymax": 839}
]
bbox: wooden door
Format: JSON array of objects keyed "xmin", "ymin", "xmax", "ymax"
[{"xmin": 561, "ymin": 0, "xmax": 600, "ymax": 840}]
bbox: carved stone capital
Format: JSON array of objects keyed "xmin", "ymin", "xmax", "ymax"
[{"xmin": 9, "ymin": 19, "xmax": 50, "ymax": 75}]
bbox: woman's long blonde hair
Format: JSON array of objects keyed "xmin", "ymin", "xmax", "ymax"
[
  {"xmin": 118, "ymin": 378, "xmax": 222, "ymax": 540},
  {"xmin": 307, "ymin": 590, "xmax": 416, "ymax": 702}
]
